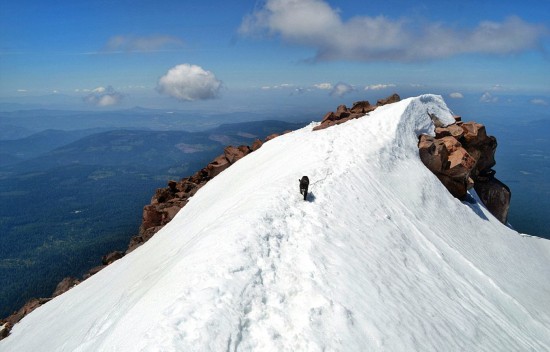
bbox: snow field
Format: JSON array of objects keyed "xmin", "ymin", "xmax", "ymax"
[{"xmin": 2, "ymin": 95, "xmax": 550, "ymax": 352}]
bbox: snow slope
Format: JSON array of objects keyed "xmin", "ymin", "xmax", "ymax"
[{"xmin": 2, "ymin": 95, "xmax": 550, "ymax": 352}]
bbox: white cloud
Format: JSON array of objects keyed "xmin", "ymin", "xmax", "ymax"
[
  {"xmin": 83, "ymin": 86, "xmax": 124, "ymax": 107},
  {"xmin": 259, "ymin": 83, "xmax": 295, "ymax": 90},
  {"xmin": 105, "ymin": 35, "xmax": 184, "ymax": 52},
  {"xmin": 330, "ymin": 82, "xmax": 354, "ymax": 97},
  {"xmin": 449, "ymin": 92, "xmax": 464, "ymax": 99},
  {"xmin": 364, "ymin": 83, "xmax": 396, "ymax": 90},
  {"xmin": 92, "ymin": 86, "xmax": 106, "ymax": 93},
  {"xmin": 480, "ymin": 92, "xmax": 498, "ymax": 103},
  {"xmin": 17, "ymin": 89, "xmax": 27, "ymax": 93},
  {"xmin": 530, "ymin": 98, "xmax": 548, "ymax": 106},
  {"xmin": 157, "ymin": 64, "xmax": 222, "ymax": 101},
  {"xmin": 239, "ymin": 0, "xmax": 547, "ymax": 62},
  {"xmin": 313, "ymin": 82, "xmax": 333, "ymax": 90}
]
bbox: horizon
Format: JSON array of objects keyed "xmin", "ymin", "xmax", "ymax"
[{"xmin": 1, "ymin": 0, "xmax": 549, "ymax": 113}]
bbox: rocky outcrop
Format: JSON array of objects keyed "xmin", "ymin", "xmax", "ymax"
[
  {"xmin": 313, "ymin": 94, "xmax": 400, "ymax": 131},
  {"xmin": 52, "ymin": 277, "xmax": 80, "ymax": 298},
  {"xmin": 473, "ymin": 170, "xmax": 511, "ymax": 224},
  {"xmin": 418, "ymin": 117, "xmax": 510, "ymax": 223}
]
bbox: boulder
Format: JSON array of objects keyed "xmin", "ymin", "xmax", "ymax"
[
  {"xmin": 101, "ymin": 251, "xmax": 125, "ymax": 266},
  {"xmin": 321, "ymin": 111, "xmax": 336, "ymax": 123},
  {"xmin": 265, "ymin": 133, "xmax": 280, "ymax": 141},
  {"xmin": 350, "ymin": 100, "xmax": 375, "ymax": 114},
  {"xmin": 377, "ymin": 93, "xmax": 400, "ymax": 106},
  {"xmin": 435, "ymin": 124, "xmax": 464, "ymax": 139},
  {"xmin": 474, "ymin": 171, "xmax": 511, "ymax": 224},
  {"xmin": 141, "ymin": 204, "xmax": 163, "ymax": 232},
  {"xmin": 251, "ymin": 139, "xmax": 263, "ymax": 151},
  {"xmin": 224, "ymin": 145, "xmax": 251, "ymax": 164},
  {"xmin": 206, "ymin": 154, "xmax": 231, "ymax": 178},
  {"xmin": 52, "ymin": 277, "xmax": 80, "ymax": 297},
  {"xmin": 418, "ymin": 135, "xmax": 449, "ymax": 173},
  {"xmin": 335, "ymin": 104, "xmax": 350, "ymax": 119}
]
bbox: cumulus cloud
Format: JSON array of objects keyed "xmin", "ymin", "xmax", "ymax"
[
  {"xmin": 449, "ymin": 92, "xmax": 464, "ymax": 99},
  {"xmin": 157, "ymin": 64, "xmax": 222, "ymax": 101},
  {"xmin": 330, "ymin": 82, "xmax": 354, "ymax": 97},
  {"xmin": 530, "ymin": 98, "xmax": 548, "ymax": 106},
  {"xmin": 480, "ymin": 92, "xmax": 498, "ymax": 103},
  {"xmin": 105, "ymin": 35, "xmax": 184, "ymax": 52},
  {"xmin": 83, "ymin": 86, "xmax": 124, "ymax": 106},
  {"xmin": 364, "ymin": 83, "xmax": 396, "ymax": 90},
  {"xmin": 239, "ymin": 0, "xmax": 547, "ymax": 62}
]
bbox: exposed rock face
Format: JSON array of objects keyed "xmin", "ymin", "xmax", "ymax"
[
  {"xmin": 102, "ymin": 251, "xmax": 125, "ymax": 266},
  {"xmin": 313, "ymin": 94, "xmax": 400, "ymax": 131},
  {"xmin": 474, "ymin": 170, "xmax": 511, "ymax": 224},
  {"xmin": 377, "ymin": 93, "xmax": 401, "ymax": 106},
  {"xmin": 52, "ymin": 277, "xmax": 80, "ymax": 298},
  {"xmin": 418, "ymin": 119, "xmax": 510, "ymax": 223}
]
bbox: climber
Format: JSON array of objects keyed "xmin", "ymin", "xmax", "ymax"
[{"xmin": 299, "ymin": 176, "xmax": 309, "ymax": 201}]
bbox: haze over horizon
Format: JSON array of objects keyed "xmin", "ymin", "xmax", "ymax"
[{"xmin": 1, "ymin": 0, "xmax": 549, "ymax": 112}]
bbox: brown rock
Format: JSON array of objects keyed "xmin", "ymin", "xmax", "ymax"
[
  {"xmin": 418, "ymin": 135, "xmax": 449, "ymax": 173},
  {"xmin": 102, "ymin": 251, "xmax": 125, "ymax": 265},
  {"xmin": 446, "ymin": 147, "xmax": 476, "ymax": 176},
  {"xmin": 265, "ymin": 133, "xmax": 280, "ymax": 141},
  {"xmin": 161, "ymin": 205, "xmax": 182, "ymax": 225},
  {"xmin": 435, "ymin": 124, "xmax": 464, "ymax": 139},
  {"xmin": 350, "ymin": 100, "xmax": 375, "ymax": 114},
  {"xmin": 153, "ymin": 188, "xmax": 175, "ymax": 204},
  {"xmin": 52, "ymin": 277, "xmax": 80, "ymax": 297},
  {"xmin": 377, "ymin": 93, "xmax": 400, "ymax": 106},
  {"xmin": 251, "ymin": 139, "xmax": 263, "ymax": 151},
  {"xmin": 321, "ymin": 111, "xmax": 336, "ymax": 123},
  {"xmin": 141, "ymin": 204, "xmax": 163, "ymax": 232},
  {"xmin": 461, "ymin": 122, "xmax": 488, "ymax": 145},
  {"xmin": 224, "ymin": 145, "xmax": 251, "ymax": 164},
  {"xmin": 440, "ymin": 136, "xmax": 463, "ymax": 153},
  {"xmin": 206, "ymin": 154, "xmax": 230, "ymax": 178},
  {"xmin": 474, "ymin": 173, "xmax": 511, "ymax": 224},
  {"xmin": 168, "ymin": 180, "xmax": 178, "ymax": 192}
]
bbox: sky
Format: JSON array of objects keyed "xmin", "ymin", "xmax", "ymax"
[{"xmin": 1, "ymin": 0, "xmax": 549, "ymax": 111}]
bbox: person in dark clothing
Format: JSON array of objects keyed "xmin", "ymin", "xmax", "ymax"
[{"xmin": 299, "ymin": 176, "xmax": 309, "ymax": 201}]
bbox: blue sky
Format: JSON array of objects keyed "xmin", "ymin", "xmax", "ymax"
[{"xmin": 1, "ymin": 0, "xmax": 549, "ymax": 111}]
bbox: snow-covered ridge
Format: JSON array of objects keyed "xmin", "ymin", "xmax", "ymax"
[{"xmin": 2, "ymin": 95, "xmax": 550, "ymax": 351}]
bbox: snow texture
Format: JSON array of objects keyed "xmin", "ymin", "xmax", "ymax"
[{"xmin": 2, "ymin": 95, "xmax": 550, "ymax": 351}]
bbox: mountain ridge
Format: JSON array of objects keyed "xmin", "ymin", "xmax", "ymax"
[{"xmin": 2, "ymin": 94, "xmax": 549, "ymax": 350}]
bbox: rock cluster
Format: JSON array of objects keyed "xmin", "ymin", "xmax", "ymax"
[
  {"xmin": 418, "ymin": 117, "xmax": 510, "ymax": 223},
  {"xmin": 313, "ymin": 93, "xmax": 401, "ymax": 131}
]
